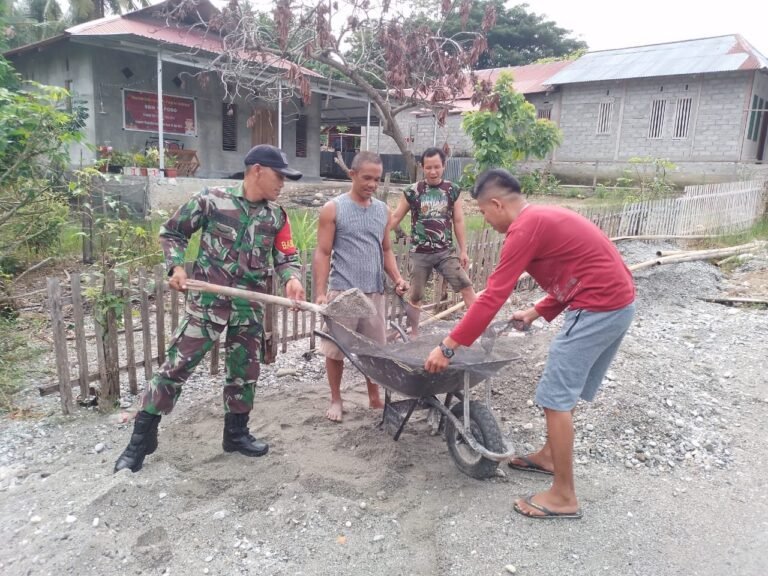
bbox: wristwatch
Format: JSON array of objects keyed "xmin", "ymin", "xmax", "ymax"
[{"xmin": 439, "ymin": 342, "xmax": 455, "ymax": 359}]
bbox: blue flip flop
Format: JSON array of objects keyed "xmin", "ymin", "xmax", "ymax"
[
  {"xmin": 507, "ymin": 455, "xmax": 554, "ymax": 476},
  {"xmin": 514, "ymin": 495, "xmax": 583, "ymax": 520}
]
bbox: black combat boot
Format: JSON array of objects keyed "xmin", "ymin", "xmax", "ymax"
[
  {"xmin": 114, "ymin": 411, "xmax": 161, "ymax": 473},
  {"xmin": 222, "ymin": 412, "xmax": 269, "ymax": 457}
]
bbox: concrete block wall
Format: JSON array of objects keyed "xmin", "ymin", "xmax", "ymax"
[
  {"xmin": 9, "ymin": 41, "xmax": 96, "ymax": 165},
  {"xmin": 557, "ymin": 72, "xmax": 754, "ymax": 163}
]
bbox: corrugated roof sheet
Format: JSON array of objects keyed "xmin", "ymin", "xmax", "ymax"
[
  {"xmin": 548, "ymin": 35, "xmax": 768, "ymax": 85},
  {"xmin": 466, "ymin": 60, "xmax": 573, "ymax": 96}
]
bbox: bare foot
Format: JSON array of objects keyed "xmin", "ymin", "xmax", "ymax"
[
  {"xmin": 326, "ymin": 401, "xmax": 343, "ymax": 422},
  {"xmin": 369, "ymin": 396, "xmax": 384, "ymax": 410},
  {"xmin": 513, "ymin": 490, "xmax": 581, "ymax": 518}
]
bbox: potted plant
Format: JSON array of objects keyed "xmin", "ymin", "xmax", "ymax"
[
  {"xmin": 144, "ymin": 147, "xmax": 161, "ymax": 177},
  {"xmin": 108, "ymin": 150, "xmax": 128, "ymax": 174},
  {"xmin": 164, "ymin": 154, "xmax": 179, "ymax": 178},
  {"xmin": 96, "ymin": 144, "xmax": 113, "ymax": 172}
]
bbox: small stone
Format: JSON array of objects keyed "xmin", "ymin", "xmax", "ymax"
[
  {"xmin": 203, "ymin": 569, "xmax": 209, "ymax": 575},
  {"xmin": 504, "ymin": 565, "xmax": 517, "ymax": 574},
  {"xmin": 372, "ymin": 534, "xmax": 385, "ymax": 542},
  {"xmin": 92, "ymin": 517, "xmax": 99, "ymax": 527},
  {"xmin": 276, "ymin": 368, "xmax": 300, "ymax": 378},
  {"xmin": 522, "ymin": 423, "xmax": 533, "ymax": 430},
  {"xmin": 94, "ymin": 443, "xmax": 105, "ymax": 454},
  {"xmin": 586, "ymin": 424, "xmax": 594, "ymax": 432},
  {"xmin": 66, "ymin": 515, "xmax": 77, "ymax": 524},
  {"xmin": 359, "ymin": 501, "xmax": 367, "ymax": 510},
  {"xmin": 345, "ymin": 521, "xmax": 352, "ymax": 528},
  {"xmin": 30, "ymin": 515, "xmax": 42, "ymax": 524},
  {"xmin": 625, "ymin": 461, "xmax": 634, "ymax": 469},
  {"xmin": 314, "ymin": 192, "xmax": 324, "ymax": 199},
  {"xmin": 204, "ymin": 555, "xmax": 213, "ymax": 563},
  {"xmin": 159, "ymin": 492, "xmax": 167, "ymax": 500},
  {"xmin": 119, "ymin": 400, "xmax": 132, "ymax": 409},
  {"xmin": 675, "ymin": 419, "xmax": 685, "ymax": 428},
  {"xmin": 525, "ymin": 400, "xmax": 534, "ymax": 407},
  {"xmin": 212, "ymin": 510, "xmax": 229, "ymax": 520}
]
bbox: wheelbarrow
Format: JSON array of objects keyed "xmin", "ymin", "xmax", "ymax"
[{"xmin": 316, "ymin": 321, "xmax": 519, "ymax": 479}]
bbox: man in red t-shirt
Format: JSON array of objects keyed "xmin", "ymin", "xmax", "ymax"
[{"xmin": 425, "ymin": 168, "xmax": 635, "ymax": 520}]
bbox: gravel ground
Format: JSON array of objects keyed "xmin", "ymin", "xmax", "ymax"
[{"xmin": 1, "ymin": 241, "xmax": 767, "ymax": 576}]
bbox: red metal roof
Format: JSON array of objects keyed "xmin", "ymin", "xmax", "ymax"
[
  {"xmin": 464, "ymin": 60, "xmax": 574, "ymax": 97},
  {"xmin": 64, "ymin": 14, "xmax": 318, "ymax": 75}
]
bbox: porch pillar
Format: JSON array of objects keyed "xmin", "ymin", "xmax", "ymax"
[
  {"xmin": 365, "ymin": 99, "xmax": 371, "ymax": 151},
  {"xmin": 157, "ymin": 50, "xmax": 164, "ymax": 170},
  {"xmin": 277, "ymin": 81, "xmax": 283, "ymax": 148}
]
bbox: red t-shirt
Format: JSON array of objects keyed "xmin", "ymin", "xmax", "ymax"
[{"xmin": 450, "ymin": 205, "xmax": 635, "ymax": 347}]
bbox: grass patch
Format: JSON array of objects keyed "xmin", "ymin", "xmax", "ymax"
[{"xmin": 688, "ymin": 217, "xmax": 768, "ymax": 250}]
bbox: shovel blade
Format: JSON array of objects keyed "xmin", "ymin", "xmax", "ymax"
[{"xmin": 324, "ymin": 288, "xmax": 378, "ymax": 318}]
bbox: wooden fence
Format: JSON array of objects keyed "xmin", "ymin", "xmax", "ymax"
[
  {"xmin": 42, "ymin": 233, "xmax": 510, "ymax": 414},
  {"xmin": 577, "ymin": 179, "xmax": 767, "ymax": 237},
  {"xmin": 42, "ymin": 178, "xmax": 767, "ymax": 414}
]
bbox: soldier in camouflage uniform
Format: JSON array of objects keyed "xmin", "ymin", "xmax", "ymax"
[
  {"xmin": 115, "ymin": 145, "xmax": 305, "ymax": 473},
  {"xmin": 390, "ymin": 147, "xmax": 476, "ymax": 336}
]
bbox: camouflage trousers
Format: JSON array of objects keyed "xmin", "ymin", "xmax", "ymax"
[{"xmin": 140, "ymin": 315, "xmax": 263, "ymax": 416}]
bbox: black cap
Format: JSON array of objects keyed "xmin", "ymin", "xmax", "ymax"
[{"xmin": 244, "ymin": 145, "xmax": 303, "ymax": 180}]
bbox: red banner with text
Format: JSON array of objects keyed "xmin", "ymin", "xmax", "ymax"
[{"xmin": 123, "ymin": 90, "xmax": 197, "ymax": 135}]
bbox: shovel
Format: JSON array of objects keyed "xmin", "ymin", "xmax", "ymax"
[
  {"xmin": 183, "ymin": 279, "xmax": 378, "ymax": 319},
  {"xmin": 480, "ymin": 318, "xmax": 531, "ymax": 354}
]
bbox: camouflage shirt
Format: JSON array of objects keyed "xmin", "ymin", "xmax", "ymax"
[
  {"xmin": 160, "ymin": 185, "xmax": 301, "ymax": 325},
  {"xmin": 403, "ymin": 179, "xmax": 462, "ymax": 253}
]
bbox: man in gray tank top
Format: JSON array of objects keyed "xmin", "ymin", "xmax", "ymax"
[{"xmin": 313, "ymin": 151, "xmax": 409, "ymax": 422}]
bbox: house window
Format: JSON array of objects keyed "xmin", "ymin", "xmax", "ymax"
[
  {"xmin": 648, "ymin": 98, "xmax": 666, "ymax": 139},
  {"xmin": 596, "ymin": 100, "xmax": 613, "ymax": 135},
  {"xmin": 673, "ymin": 97, "xmax": 693, "ymax": 139},
  {"xmin": 748, "ymin": 95, "xmax": 765, "ymax": 141},
  {"xmin": 222, "ymin": 103, "xmax": 237, "ymax": 151},
  {"xmin": 295, "ymin": 115, "xmax": 308, "ymax": 158},
  {"xmin": 537, "ymin": 107, "xmax": 552, "ymax": 120}
]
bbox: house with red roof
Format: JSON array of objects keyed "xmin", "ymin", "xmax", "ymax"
[{"xmin": 3, "ymin": 0, "xmax": 373, "ymax": 180}]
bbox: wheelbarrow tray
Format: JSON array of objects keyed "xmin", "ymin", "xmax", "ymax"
[{"xmin": 320, "ymin": 321, "xmax": 518, "ymax": 397}]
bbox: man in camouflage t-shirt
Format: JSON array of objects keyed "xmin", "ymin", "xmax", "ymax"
[
  {"xmin": 390, "ymin": 147, "xmax": 476, "ymax": 336},
  {"xmin": 115, "ymin": 145, "xmax": 305, "ymax": 473}
]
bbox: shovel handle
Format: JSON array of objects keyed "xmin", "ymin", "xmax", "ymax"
[{"xmin": 184, "ymin": 279, "xmax": 324, "ymax": 314}]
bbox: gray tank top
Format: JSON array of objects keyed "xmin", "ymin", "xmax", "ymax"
[{"xmin": 329, "ymin": 193, "xmax": 388, "ymax": 293}]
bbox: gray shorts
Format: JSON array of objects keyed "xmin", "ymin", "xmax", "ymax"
[
  {"xmin": 409, "ymin": 249, "xmax": 472, "ymax": 303},
  {"xmin": 535, "ymin": 302, "xmax": 635, "ymax": 411}
]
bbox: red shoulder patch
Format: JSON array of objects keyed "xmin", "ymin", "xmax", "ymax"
[{"xmin": 275, "ymin": 219, "xmax": 297, "ymax": 255}]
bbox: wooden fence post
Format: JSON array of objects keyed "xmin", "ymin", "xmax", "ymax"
[
  {"xmin": 46, "ymin": 278, "xmax": 74, "ymax": 415},
  {"xmin": 99, "ymin": 270, "xmax": 121, "ymax": 411},
  {"xmin": 154, "ymin": 264, "xmax": 166, "ymax": 366},
  {"xmin": 138, "ymin": 268, "xmax": 153, "ymax": 381},
  {"xmin": 70, "ymin": 273, "xmax": 90, "ymax": 400},
  {"xmin": 122, "ymin": 274, "xmax": 138, "ymax": 395}
]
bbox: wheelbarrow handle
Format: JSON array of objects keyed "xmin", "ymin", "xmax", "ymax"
[{"xmin": 185, "ymin": 279, "xmax": 324, "ymax": 314}]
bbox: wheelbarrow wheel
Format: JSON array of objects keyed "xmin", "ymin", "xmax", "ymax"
[{"xmin": 444, "ymin": 401, "xmax": 503, "ymax": 479}]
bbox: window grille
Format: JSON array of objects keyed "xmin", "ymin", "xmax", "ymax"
[{"xmin": 648, "ymin": 99, "xmax": 666, "ymax": 139}]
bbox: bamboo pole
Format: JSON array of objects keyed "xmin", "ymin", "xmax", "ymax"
[{"xmin": 629, "ymin": 242, "xmax": 764, "ymax": 273}]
